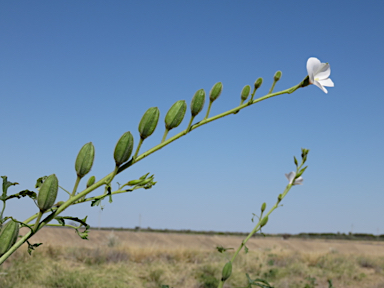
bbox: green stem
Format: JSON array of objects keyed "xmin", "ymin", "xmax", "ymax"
[
  {"xmin": 133, "ymin": 138, "xmax": 144, "ymax": 159},
  {"xmin": 204, "ymin": 101, "xmax": 213, "ymax": 119},
  {"xmin": 186, "ymin": 116, "xmax": 194, "ymax": 132},
  {"xmin": 33, "ymin": 211, "xmax": 43, "ymax": 232},
  {"xmin": 71, "ymin": 176, "xmax": 81, "ymax": 197},
  {"xmin": 269, "ymin": 81, "xmax": 277, "ymax": 94},
  {"xmin": 161, "ymin": 129, "xmax": 169, "ymax": 143}
]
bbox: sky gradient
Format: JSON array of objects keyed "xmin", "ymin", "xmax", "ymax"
[{"xmin": 1, "ymin": 1, "xmax": 383, "ymax": 235}]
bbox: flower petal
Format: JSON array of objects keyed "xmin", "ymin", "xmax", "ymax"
[
  {"xmin": 306, "ymin": 57, "xmax": 321, "ymax": 81},
  {"xmin": 315, "ymin": 63, "xmax": 331, "ymax": 80},
  {"xmin": 285, "ymin": 172, "xmax": 296, "ymax": 184},
  {"xmin": 313, "ymin": 80, "xmax": 328, "ymax": 93},
  {"xmin": 318, "ymin": 78, "xmax": 334, "ymax": 87},
  {"xmin": 293, "ymin": 177, "xmax": 303, "ymax": 185}
]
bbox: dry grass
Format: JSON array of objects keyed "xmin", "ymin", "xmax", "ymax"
[{"xmin": 1, "ymin": 227, "xmax": 384, "ymax": 288}]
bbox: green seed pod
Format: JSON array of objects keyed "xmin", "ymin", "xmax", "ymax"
[
  {"xmin": 254, "ymin": 77, "xmax": 263, "ymax": 90},
  {"xmin": 75, "ymin": 142, "xmax": 95, "ymax": 178},
  {"xmin": 260, "ymin": 216, "xmax": 269, "ymax": 228},
  {"xmin": 86, "ymin": 176, "xmax": 96, "ymax": 188},
  {"xmin": 0, "ymin": 220, "xmax": 19, "ymax": 257},
  {"xmin": 190, "ymin": 89, "xmax": 206, "ymax": 117},
  {"xmin": 240, "ymin": 85, "xmax": 251, "ymax": 102},
  {"xmin": 209, "ymin": 82, "xmax": 223, "ymax": 102},
  {"xmin": 221, "ymin": 261, "xmax": 232, "ymax": 282},
  {"xmin": 114, "ymin": 131, "xmax": 134, "ymax": 166},
  {"xmin": 274, "ymin": 71, "xmax": 282, "ymax": 82},
  {"xmin": 37, "ymin": 174, "xmax": 59, "ymax": 212},
  {"xmin": 261, "ymin": 202, "xmax": 266, "ymax": 213},
  {"xmin": 165, "ymin": 100, "xmax": 187, "ymax": 131},
  {"xmin": 138, "ymin": 107, "xmax": 160, "ymax": 140}
]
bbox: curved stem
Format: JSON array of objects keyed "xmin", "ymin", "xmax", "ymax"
[
  {"xmin": 71, "ymin": 176, "xmax": 81, "ymax": 197},
  {"xmin": 133, "ymin": 138, "xmax": 144, "ymax": 160}
]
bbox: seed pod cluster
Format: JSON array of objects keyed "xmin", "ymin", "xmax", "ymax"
[
  {"xmin": 0, "ymin": 220, "xmax": 19, "ymax": 257},
  {"xmin": 139, "ymin": 107, "xmax": 160, "ymax": 140},
  {"xmin": 75, "ymin": 142, "xmax": 95, "ymax": 178},
  {"xmin": 209, "ymin": 82, "xmax": 223, "ymax": 102},
  {"xmin": 165, "ymin": 100, "xmax": 187, "ymax": 131},
  {"xmin": 114, "ymin": 131, "xmax": 134, "ymax": 166},
  {"xmin": 190, "ymin": 89, "xmax": 206, "ymax": 117},
  {"xmin": 37, "ymin": 174, "xmax": 59, "ymax": 212},
  {"xmin": 221, "ymin": 261, "xmax": 232, "ymax": 282}
]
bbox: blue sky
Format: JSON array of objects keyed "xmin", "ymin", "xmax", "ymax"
[{"xmin": 1, "ymin": 1, "xmax": 383, "ymax": 235}]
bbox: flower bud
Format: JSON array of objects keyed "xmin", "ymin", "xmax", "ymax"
[
  {"xmin": 190, "ymin": 89, "xmax": 206, "ymax": 117},
  {"xmin": 241, "ymin": 85, "xmax": 251, "ymax": 102},
  {"xmin": 75, "ymin": 142, "xmax": 95, "ymax": 178},
  {"xmin": 221, "ymin": 261, "xmax": 232, "ymax": 281},
  {"xmin": 86, "ymin": 176, "xmax": 96, "ymax": 188},
  {"xmin": 260, "ymin": 216, "xmax": 268, "ymax": 228},
  {"xmin": 0, "ymin": 220, "xmax": 19, "ymax": 257},
  {"xmin": 254, "ymin": 77, "xmax": 263, "ymax": 90},
  {"xmin": 165, "ymin": 100, "xmax": 187, "ymax": 131},
  {"xmin": 277, "ymin": 193, "xmax": 283, "ymax": 203},
  {"xmin": 209, "ymin": 82, "xmax": 223, "ymax": 102},
  {"xmin": 114, "ymin": 131, "xmax": 134, "ymax": 166},
  {"xmin": 138, "ymin": 107, "xmax": 160, "ymax": 140},
  {"xmin": 37, "ymin": 174, "xmax": 59, "ymax": 212},
  {"xmin": 274, "ymin": 71, "xmax": 282, "ymax": 82},
  {"xmin": 261, "ymin": 202, "xmax": 266, "ymax": 213}
]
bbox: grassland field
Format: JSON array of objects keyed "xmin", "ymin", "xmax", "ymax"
[{"xmin": 1, "ymin": 227, "xmax": 384, "ymax": 288}]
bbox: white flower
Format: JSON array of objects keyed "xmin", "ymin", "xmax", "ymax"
[
  {"xmin": 306, "ymin": 57, "xmax": 334, "ymax": 93},
  {"xmin": 285, "ymin": 171, "xmax": 303, "ymax": 185}
]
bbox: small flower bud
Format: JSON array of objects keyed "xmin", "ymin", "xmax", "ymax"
[
  {"xmin": 138, "ymin": 107, "xmax": 160, "ymax": 140},
  {"xmin": 254, "ymin": 77, "xmax": 263, "ymax": 90},
  {"xmin": 37, "ymin": 174, "xmax": 59, "ymax": 213},
  {"xmin": 274, "ymin": 71, "xmax": 282, "ymax": 82},
  {"xmin": 221, "ymin": 261, "xmax": 232, "ymax": 281},
  {"xmin": 209, "ymin": 82, "xmax": 223, "ymax": 102},
  {"xmin": 260, "ymin": 216, "xmax": 268, "ymax": 228},
  {"xmin": 240, "ymin": 85, "xmax": 251, "ymax": 102},
  {"xmin": 165, "ymin": 100, "xmax": 187, "ymax": 131},
  {"xmin": 261, "ymin": 202, "xmax": 266, "ymax": 213},
  {"xmin": 75, "ymin": 142, "xmax": 95, "ymax": 178},
  {"xmin": 277, "ymin": 193, "xmax": 283, "ymax": 203},
  {"xmin": 190, "ymin": 89, "xmax": 206, "ymax": 117},
  {"xmin": 114, "ymin": 131, "xmax": 134, "ymax": 166},
  {"xmin": 86, "ymin": 176, "xmax": 96, "ymax": 188},
  {"xmin": 0, "ymin": 220, "xmax": 19, "ymax": 257}
]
